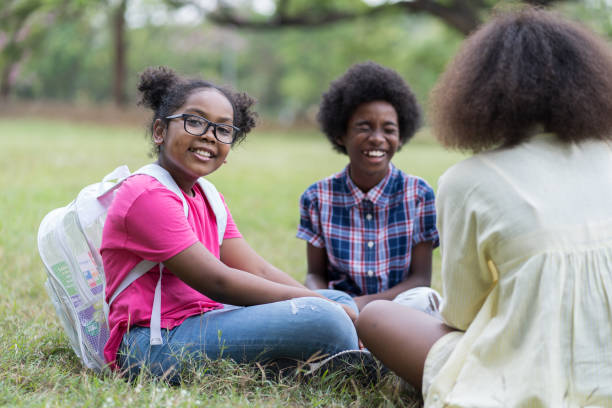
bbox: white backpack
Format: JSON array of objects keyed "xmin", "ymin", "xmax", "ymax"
[{"xmin": 37, "ymin": 163, "xmax": 227, "ymax": 372}]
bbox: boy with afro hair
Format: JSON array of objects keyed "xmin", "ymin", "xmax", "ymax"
[{"xmin": 297, "ymin": 61, "xmax": 441, "ymax": 312}]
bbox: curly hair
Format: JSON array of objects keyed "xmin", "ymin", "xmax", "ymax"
[
  {"xmin": 317, "ymin": 61, "xmax": 421, "ymax": 154},
  {"xmin": 430, "ymin": 7, "xmax": 612, "ymax": 153},
  {"xmin": 138, "ymin": 66, "xmax": 258, "ymax": 156}
]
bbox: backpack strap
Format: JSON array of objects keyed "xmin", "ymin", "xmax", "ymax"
[
  {"xmin": 197, "ymin": 178, "xmax": 227, "ymax": 246},
  {"xmin": 134, "ymin": 163, "xmax": 189, "ymax": 218},
  {"xmin": 127, "ymin": 164, "xmax": 186, "ymax": 346},
  {"xmin": 106, "ymin": 260, "xmax": 156, "ymax": 307},
  {"xmin": 108, "ymin": 163, "xmax": 227, "ymax": 346},
  {"xmin": 133, "ymin": 165, "xmax": 228, "ymax": 244},
  {"xmin": 134, "ymin": 163, "xmax": 227, "ymax": 244},
  {"xmin": 150, "ymin": 263, "xmax": 164, "ymax": 345}
]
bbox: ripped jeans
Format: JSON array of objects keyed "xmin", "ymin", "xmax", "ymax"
[{"xmin": 117, "ymin": 290, "xmax": 358, "ymax": 381}]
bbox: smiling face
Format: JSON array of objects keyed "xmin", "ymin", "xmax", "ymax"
[
  {"xmin": 153, "ymin": 88, "xmax": 234, "ymax": 194},
  {"xmin": 338, "ymin": 100, "xmax": 400, "ymax": 191}
]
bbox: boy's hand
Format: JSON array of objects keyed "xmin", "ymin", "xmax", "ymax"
[{"xmin": 353, "ymin": 295, "xmax": 374, "ymax": 312}]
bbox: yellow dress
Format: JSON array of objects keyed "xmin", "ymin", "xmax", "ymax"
[{"xmin": 423, "ymin": 135, "xmax": 612, "ymax": 407}]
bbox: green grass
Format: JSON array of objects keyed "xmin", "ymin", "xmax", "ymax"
[{"xmin": 0, "ymin": 118, "xmax": 465, "ymax": 407}]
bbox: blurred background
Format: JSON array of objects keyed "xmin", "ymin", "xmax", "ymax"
[{"xmin": 2, "ymin": 0, "xmax": 611, "ymax": 128}]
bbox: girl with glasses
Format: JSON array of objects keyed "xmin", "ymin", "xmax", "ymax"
[{"xmin": 100, "ymin": 66, "xmax": 359, "ymax": 382}]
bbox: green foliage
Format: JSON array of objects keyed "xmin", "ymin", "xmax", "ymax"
[
  {"xmin": 255, "ymin": 13, "xmax": 461, "ymax": 119},
  {"xmin": 0, "ymin": 117, "xmax": 465, "ymax": 406},
  {"xmin": 11, "ymin": 4, "xmax": 462, "ymax": 120},
  {"xmin": 7, "ymin": 0, "xmax": 605, "ymax": 122},
  {"xmin": 558, "ymin": 0, "xmax": 612, "ymax": 37},
  {"xmin": 0, "ymin": 0, "xmax": 101, "ymax": 98},
  {"xmin": 18, "ymin": 19, "xmax": 99, "ymax": 99},
  {"xmin": 125, "ymin": 24, "xmax": 231, "ymax": 100},
  {"xmin": 0, "ymin": 0, "xmax": 49, "ymax": 71}
]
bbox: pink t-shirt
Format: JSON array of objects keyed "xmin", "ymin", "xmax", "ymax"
[{"xmin": 100, "ymin": 174, "xmax": 242, "ymax": 368}]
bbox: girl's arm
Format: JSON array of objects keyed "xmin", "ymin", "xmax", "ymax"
[
  {"xmin": 304, "ymin": 243, "xmax": 329, "ymax": 289},
  {"xmin": 219, "ymin": 237, "xmax": 304, "ymax": 288},
  {"xmin": 352, "ymin": 241, "xmax": 433, "ymax": 311},
  {"xmin": 164, "ymin": 241, "xmax": 357, "ymax": 321},
  {"xmin": 166, "ymin": 241, "xmax": 308, "ymax": 305}
]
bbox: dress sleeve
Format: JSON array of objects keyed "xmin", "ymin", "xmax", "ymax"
[
  {"xmin": 412, "ymin": 178, "xmax": 440, "ymax": 248},
  {"xmin": 296, "ymin": 186, "xmax": 325, "ymax": 248},
  {"xmin": 123, "ymin": 187, "xmax": 198, "ymax": 263},
  {"xmin": 437, "ymin": 165, "xmax": 496, "ymax": 331}
]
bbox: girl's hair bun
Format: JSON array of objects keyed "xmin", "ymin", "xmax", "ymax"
[{"xmin": 138, "ymin": 66, "xmax": 180, "ymax": 111}]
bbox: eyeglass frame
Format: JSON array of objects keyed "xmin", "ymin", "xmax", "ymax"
[{"xmin": 165, "ymin": 113, "xmax": 240, "ymax": 144}]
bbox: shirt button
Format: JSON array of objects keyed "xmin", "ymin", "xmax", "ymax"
[
  {"xmin": 367, "ymin": 270, "xmax": 374, "ymax": 277},
  {"xmin": 367, "ymin": 241, "xmax": 374, "ymax": 248},
  {"xmin": 366, "ymin": 214, "xmax": 372, "ymax": 221}
]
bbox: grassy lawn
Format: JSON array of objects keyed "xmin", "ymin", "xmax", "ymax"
[{"xmin": 0, "ymin": 118, "xmax": 465, "ymax": 407}]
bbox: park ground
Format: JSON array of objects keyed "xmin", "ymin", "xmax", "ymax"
[{"xmin": 0, "ymin": 109, "xmax": 465, "ymax": 407}]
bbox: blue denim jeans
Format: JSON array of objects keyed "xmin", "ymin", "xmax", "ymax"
[{"xmin": 117, "ymin": 290, "xmax": 358, "ymax": 381}]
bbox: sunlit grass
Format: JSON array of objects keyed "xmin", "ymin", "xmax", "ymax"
[{"xmin": 0, "ymin": 118, "xmax": 465, "ymax": 407}]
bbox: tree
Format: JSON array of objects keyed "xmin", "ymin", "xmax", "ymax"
[
  {"xmin": 209, "ymin": 0, "xmax": 571, "ymax": 36},
  {"xmin": 0, "ymin": 0, "xmax": 95, "ymax": 101},
  {"xmin": 111, "ymin": 0, "xmax": 128, "ymax": 105},
  {"xmin": 1, "ymin": 0, "xmax": 200, "ymax": 105},
  {"xmin": 107, "ymin": 0, "xmax": 203, "ymax": 105},
  {"xmin": 0, "ymin": 0, "xmax": 56, "ymax": 99}
]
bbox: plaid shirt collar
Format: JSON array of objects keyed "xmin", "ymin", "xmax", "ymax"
[{"xmin": 341, "ymin": 163, "xmax": 395, "ymax": 208}]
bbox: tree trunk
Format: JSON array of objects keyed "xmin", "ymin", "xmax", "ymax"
[
  {"xmin": 0, "ymin": 32, "xmax": 24, "ymax": 101},
  {"xmin": 0, "ymin": 63, "xmax": 13, "ymax": 100},
  {"xmin": 399, "ymin": 1, "xmax": 482, "ymax": 36},
  {"xmin": 112, "ymin": 0, "xmax": 127, "ymax": 106}
]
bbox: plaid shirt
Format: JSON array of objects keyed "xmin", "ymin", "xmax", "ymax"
[{"xmin": 297, "ymin": 164, "xmax": 439, "ymax": 296}]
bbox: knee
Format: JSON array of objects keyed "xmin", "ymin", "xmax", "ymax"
[
  {"xmin": 355, "ymin": 300, "xmax": 390, "ymax": 339},
  {"xmin": 302, "ymin": 297, "xmax": 352, "ymax": 328},
  {"xmin": 294, "ymin": 297, "xmax": 358, "ymax": 349}
]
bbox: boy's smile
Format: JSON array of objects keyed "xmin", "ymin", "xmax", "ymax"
[{"xmin": 339, "ymin": 100, "xmax": 400, "ymax": 192}]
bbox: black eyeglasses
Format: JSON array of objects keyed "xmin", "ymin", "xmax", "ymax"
[{"xmin": 165, "ymin": 113, "xmax": 240, "ymax": 144}]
